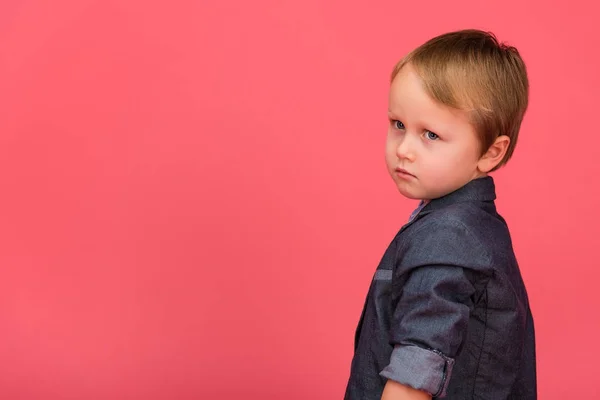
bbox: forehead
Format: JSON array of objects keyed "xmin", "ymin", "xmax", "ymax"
[
  {"xmin": 388, "ymin": 65, "xmax": 473, "ymax": 131},
  {"xmin": 389, "ymin": 65, "xmax": 441, "ymax": 114}
]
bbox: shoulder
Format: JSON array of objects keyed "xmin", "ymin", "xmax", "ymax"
[
  {"xmin": 397, "ymin": 203, "xmax": 495, "ymax": 270},
  {"xmin": 409, "ymin": 202, "xmax": 488, "ymax": 241}
]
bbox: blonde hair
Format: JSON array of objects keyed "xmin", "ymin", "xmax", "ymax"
[{"xmin": 391, "ymin": 29, "xmax": 529, "ymax": 170}]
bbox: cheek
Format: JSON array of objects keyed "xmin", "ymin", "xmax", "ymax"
[
  {"xmin": 447, "ymin": 143, "xmax": 480, "ymax": 166},
  {"xmin": 385, "ymin": 149, "xmax": 396, "ymax": 170},
  {"xmin": 385, "ymin": 137, "xmax": 396, "ymax": 157}
]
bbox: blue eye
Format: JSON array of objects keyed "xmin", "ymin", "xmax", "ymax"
[
  {"xmin": 393, "ymin": 120, "xmax": 405, "ymax": 130},
  {"xmin": 425, "ymin": 130, "xmax": 439, "ymax": 140}
]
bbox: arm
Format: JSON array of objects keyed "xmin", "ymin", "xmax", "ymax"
[
  {"xmin": 380, "ymin": 220, "xmax": 487, "ymax": 398},
  {"xmin": 381, "ymin": 380, "xmax": 432, "ymax": 400}
]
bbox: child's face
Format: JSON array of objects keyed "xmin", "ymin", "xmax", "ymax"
[{"xmin": 386, "ymin": 64, "xmax": 486, "ymax": 200}]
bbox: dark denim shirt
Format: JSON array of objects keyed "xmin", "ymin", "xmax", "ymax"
[{"xmin": 345, "ymin": 177, "xmax": 536, "ymax": 399}]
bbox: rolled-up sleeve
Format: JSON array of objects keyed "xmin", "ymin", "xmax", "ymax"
[
  {"xmin": 380, "ymin": 345, "xmax": 454, "ymax": 397},
  {"xmin": 380, "ymin": 219, "xmax": 486, "ymax": 397}
]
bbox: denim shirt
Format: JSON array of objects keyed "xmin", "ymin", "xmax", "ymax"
[{"xmin": 344, "ymin": 177, "xmax": 536, "ymax": 399}]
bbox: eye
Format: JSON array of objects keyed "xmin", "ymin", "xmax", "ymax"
[
  {"xmin": 392, "ymin": 120, "xmax": 405, "ymax": 130},
  {"xmin": 425, "ymin": 130, "xmax": 439, "ymax": 140}
]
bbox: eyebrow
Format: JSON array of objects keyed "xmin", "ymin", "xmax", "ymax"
[{"xmin": 386, "ymin": 111, "xmax": 446, "ymax": 135}]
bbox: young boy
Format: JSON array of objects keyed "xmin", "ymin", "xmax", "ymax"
[{"xmin": 344, "ymin": 30, "xmax": 536, "ymax": 399}]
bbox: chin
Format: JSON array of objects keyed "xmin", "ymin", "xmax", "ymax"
[{"xmin": 395, "ymin": 185, "xmax": 421, "ymax": 200}]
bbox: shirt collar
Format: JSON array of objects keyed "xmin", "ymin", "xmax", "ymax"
[{"xmin": 420, "ymin": 176, "xmax": 497, "ymax": 215}]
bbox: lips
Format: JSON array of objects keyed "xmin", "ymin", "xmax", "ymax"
[{"xmin": 395, "ymin": 167, "xmax": 416, "ymax": 178}]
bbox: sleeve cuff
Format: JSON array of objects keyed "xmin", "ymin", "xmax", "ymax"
[{"xmin": 379, "ymin": 345, "xmax": 455, "ymax": 398}]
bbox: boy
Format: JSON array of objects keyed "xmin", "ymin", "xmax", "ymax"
[{"xmin": 344, "ymin": 30, "xmax": 536, "ymax": 399}]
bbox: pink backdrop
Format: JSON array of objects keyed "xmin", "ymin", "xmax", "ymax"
[{"xmin": 1, "ymin": 1, "xmax": 598, "ymax": 399}]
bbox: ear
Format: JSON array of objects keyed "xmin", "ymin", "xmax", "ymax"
[{"xmin": 477, "ymin": 135, "xmax": 510, "ymax": 173}]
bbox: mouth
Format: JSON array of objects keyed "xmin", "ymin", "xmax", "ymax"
[{"xmin": 395, "ymin": 167, "xmax": 416, "ymax": 179}]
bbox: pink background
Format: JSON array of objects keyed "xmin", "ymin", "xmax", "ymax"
[{"xmin": 1, "ymin": 0, "xmax": 598, "ymax": 399}]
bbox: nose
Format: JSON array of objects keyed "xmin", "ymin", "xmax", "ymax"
[{"xmin": 396, "ymin": 133, "xmax": 416, "ymax": 162}]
